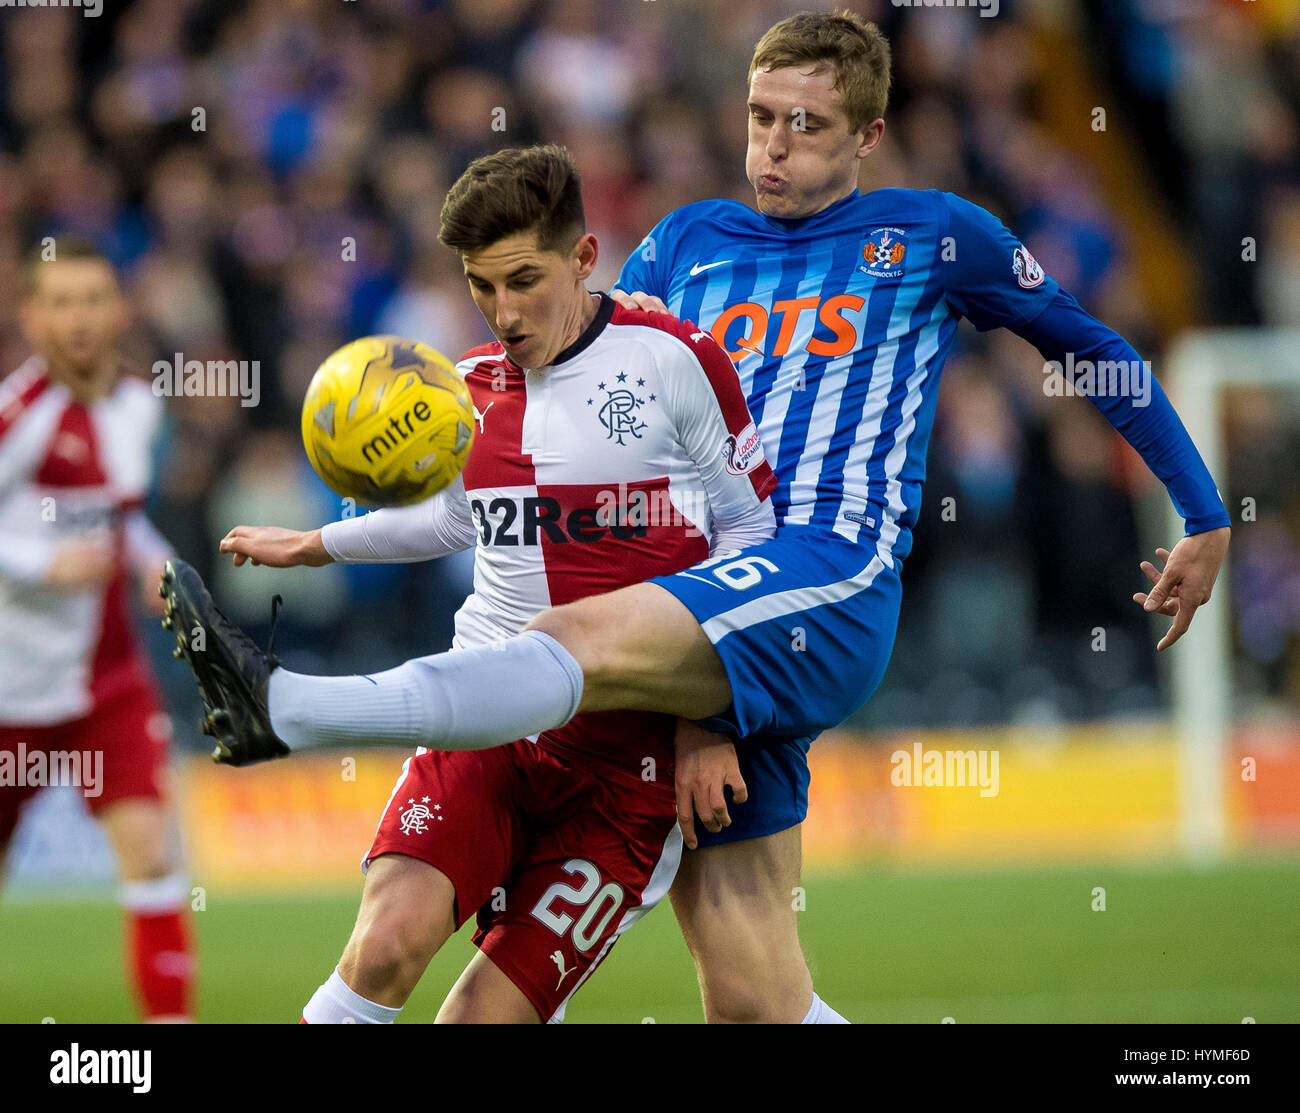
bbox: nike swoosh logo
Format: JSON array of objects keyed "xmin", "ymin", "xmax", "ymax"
[
  {"xmin": 689, "ymin": 260, "xmax": 732, "ymax": 277},
  {"xmin": 675, "ymin": 571, "xmax": 727, "ymax": 591}
]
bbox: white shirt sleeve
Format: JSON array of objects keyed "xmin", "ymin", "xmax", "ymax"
[
  {"xmin": 0, "ymin": 529, "xmax": 56, "ymax": 585},
  {"xmin": 320, "ymin": 479, "xmax": 476, "ymax": 564},
  {"xmin": 658, "ymin": 326, "xmax": 777, "ymax": 555},
  {"xmin": 709, "ymin": 497, "xmax": 776, "ymax": 554}
]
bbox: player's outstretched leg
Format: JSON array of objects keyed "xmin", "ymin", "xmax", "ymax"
[
  {"xmin": 163, "ymin": 558, "xmax": 729, "ymax": 761},
  {"xmin": 160, "ymin": 559, "xmax": 288, "ymax": 766},
  {"xmin": 269, "ymin": 581, "xmax": 725, "ymax": 754},
  {"xmin": 162, "ymin": 556, "xmax": 588, "ymax": 761}
]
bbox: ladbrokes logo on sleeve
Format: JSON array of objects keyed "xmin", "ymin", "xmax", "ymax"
[
  {"xmin": 1012, "ymin": 244, "xmax": 1045, "ymax": 289},
  {"xmin": 722, "ymin": 422, "xmax": 764, "ymax": 476}
]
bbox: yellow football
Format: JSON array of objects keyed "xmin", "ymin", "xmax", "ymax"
[{"xmin": 301, "ymin": 336, "xmax": 474, "ymax": 508}]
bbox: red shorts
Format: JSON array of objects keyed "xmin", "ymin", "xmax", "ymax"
[
  {"xmin": 365, "ymin": 740, "xmax": 682, "ymax": 1022},
  {"xmin": 0, "ymin": 679, "xmax": 171, "ymax": 845}
]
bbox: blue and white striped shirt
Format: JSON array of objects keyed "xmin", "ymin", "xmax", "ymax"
[{"xmin": 617, "ymin": 187, "xmax": 1228, "ymax": 564}]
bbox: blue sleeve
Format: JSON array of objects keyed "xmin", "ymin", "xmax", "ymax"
[
  {"xmin": 615, "ymin": 210, "xmax": 677, "ymax": 301},
  {"xmin": 942, "ymin": 193, "xmax": 1060, "ymax": 331},
  {"xmin": 1016, "ymin": 288, "xmax": 1231, "ymax": 536}
]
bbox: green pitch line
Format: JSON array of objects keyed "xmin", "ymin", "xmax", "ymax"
[{"xmin": 1, "ymin": 857, "xmax": 1297, "ymax": 1024}]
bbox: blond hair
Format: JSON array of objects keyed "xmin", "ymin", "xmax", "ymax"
[{"xmin": 749, "ymin": 10, "xmax": 892, "ymax": 133}]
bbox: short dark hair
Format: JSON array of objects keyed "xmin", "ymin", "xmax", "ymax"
[
  {"xmin": 25, "ymin": 236, "xmax": 117, "ymax": 295},
  {"xmin": 439, "ymin": 144, "xmax": 585, "ymax": 255}
]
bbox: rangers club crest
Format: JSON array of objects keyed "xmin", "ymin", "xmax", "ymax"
[
  {"xmin": 590, "ymin": 371, "xmax": 656, "ymax": 446},
  {"xmin": 399, "ymin": 796, "xmax": 441, "ymax": 834},
  {"xmin": 1012, "ymin": 244, "xmax": 1045, "ymax": 289},
  {"xmin": 861, "ymin": 227, "xmax": 908, "ymax": 278}
]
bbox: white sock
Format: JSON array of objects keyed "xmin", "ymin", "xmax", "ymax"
[
  {"xmin": 302, "ymin": 967, "xmax": 401, "ymax": 1024},
  {"xmin": 119, "ymin": 872, "xmax": 188, "ymax": 914},
  {"xmin": 801, "ymin": 993, "xmax": 849, "ymax": 1024},
  {"xmin": 268, "ymin": 630, "xmax": 584, "ymax": 752}
]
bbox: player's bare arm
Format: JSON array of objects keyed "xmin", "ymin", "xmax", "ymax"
[
  {"xmin": 220, "ymin": 525, "xmax": 331, "ymax": 568},
  {"xmin": 44, "ymin": 534, "xmax": 117, "ymax": 592}
]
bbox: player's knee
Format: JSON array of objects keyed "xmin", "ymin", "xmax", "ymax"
[
  {"xmin": 342, "ymin": 910, "xmax": 437, "ymax": 995},
  {"xmin": 524, "ymin": 604, "xmax": 610, "ymax": 684},
  {"xmin": 112, "ymin": 833, "xmax": 172, "ymax": 881},
  {"xmin": 106, "ymin": 815, "xmax": 174, "ymax": 881},
  {"xmin": 526, "ymin": 603, "xmax": 591, "ymax": 657},
  {"xmin": 118, "ymin": 855, "xmax": 174, "ymax": 884}
]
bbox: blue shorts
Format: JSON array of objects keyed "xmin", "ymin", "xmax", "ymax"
[
  {"xmin": 693, "ymin": 733, "xmax": 813, "ymax": 849},
  {"xmin": 653, "ymin": 526, "xmax": 902, "ymax": 847}
]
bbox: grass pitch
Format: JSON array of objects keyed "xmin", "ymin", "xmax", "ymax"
[{"xmin": 2, "ymin": 857, "xmax": 1297, "ymax": 1024}]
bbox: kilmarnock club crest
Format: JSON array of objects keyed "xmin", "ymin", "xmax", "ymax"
[{"xmin": 861, "ymin": 226, "xmax": 909, "ymax": 278}]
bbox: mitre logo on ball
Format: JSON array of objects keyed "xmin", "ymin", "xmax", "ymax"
[{"xmin": 300, "ymin": 336, "xmax": 475, "ymax": 508}]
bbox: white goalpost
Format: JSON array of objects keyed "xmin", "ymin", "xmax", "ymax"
[{"xmin": 1164, "ymin": 328, "xmax": 1300, "ymax": 859}]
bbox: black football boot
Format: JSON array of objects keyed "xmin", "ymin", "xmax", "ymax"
[{"xmin": 160, "ymin": 559, "xmax": 290, "ymax": 767}]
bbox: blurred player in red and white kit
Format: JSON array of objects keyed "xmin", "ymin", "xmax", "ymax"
[
  {"xmin": 0, "ymin": 241, "xmax": 195, "ymax": 1022},
  {"xmin": 195, "ymin": 145, "xmax": 775, "ymax": 1021}
]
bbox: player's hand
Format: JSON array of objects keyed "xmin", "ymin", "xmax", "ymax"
[
  {"xmin": 45, "ymin": 534, "xmax": 117, "ymax": 592},
  {"xmin": 609, "ymin": 289, "xmax": 670, "ymax": 315},
  {"xmin": 673, "ymin": 718, "xmax": 748, "ymax": 851},
  {"xmin": 219, "ymin": 526, "xmax": 332, "ymax": 568},
  {"xmin": 1132, "ymin": 526, "xmax": 1230, "ymax": 651}
]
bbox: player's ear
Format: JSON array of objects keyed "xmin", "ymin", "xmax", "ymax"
[
  {"xmin": 573, "ymin": 232, "xmax": 598, "ymax": 281},
  {"xmin": 856, "ymin": 118, "xmax": 885, "ymax": 160}
]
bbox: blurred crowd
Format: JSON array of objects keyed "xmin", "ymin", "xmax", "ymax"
[
  {"xmin": 0, "ymin": 0, "xmax": 1295, "ymax": 740},
  {"xmin": 1089, "ymin": 0, "xmax": 1300, "ymax": 719}
]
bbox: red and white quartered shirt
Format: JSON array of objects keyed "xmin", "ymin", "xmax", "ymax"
[
  {"xmin": 0, "ymin": 359, "xmax": 171, "ymax": 726},
  {"xmin": 322, "ymin": 294, "xmax": 776, "ymax": 789}
]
